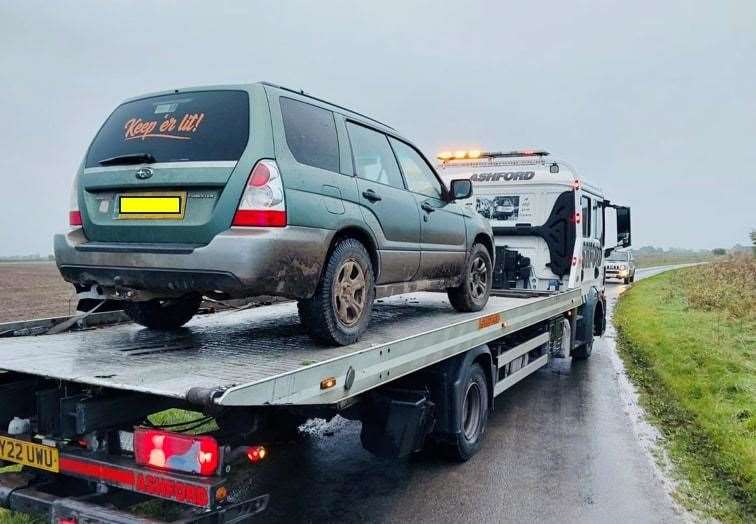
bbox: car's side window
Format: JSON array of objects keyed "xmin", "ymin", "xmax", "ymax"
[
  {"xmin": 389, "ymin": 138, "xmax": 443, "ymax": 199},
  {"xmin": 280, "ymin": 97, "xmax": 339, "ymax": 172},
  {"xmin": 346, "ymin": 122, "xmax": 405, "ymax": 189},
  {"xmin": 581, "ymin": 195, "xmax": 591, "ymax": 238}
]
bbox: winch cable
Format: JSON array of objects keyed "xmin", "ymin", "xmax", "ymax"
[{"xmin": 45, "ymin": 299, "xmax": 106, "ymax": 335}]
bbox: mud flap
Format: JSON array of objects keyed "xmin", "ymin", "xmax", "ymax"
[{"xmin": 360, "ymin": 389, "xmax": 435, "ymax": 458}]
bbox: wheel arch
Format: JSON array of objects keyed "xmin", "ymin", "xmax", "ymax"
[
  {"xmin": 472, "ymin": 351, "xmax": 495, "ymax": 411},
  {"xmin": 324, "ymin": 225, "xmax": 380, "ymax": 280},
  {"xmin": 473, "ymin": 233, "xmax": 495, "ymax": 262},
  {"xmin": 426, "ymin": 344, "xmax": 495, "ymax": 437}
]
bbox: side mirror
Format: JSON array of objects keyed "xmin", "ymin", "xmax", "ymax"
[
  {"xmin": 449, "ymin": 179, "xmax": 473, "ymax": 201},
  {"xmin": 616, "ymin": 206, "xmax": 631, "ymax": 247},
  {"xmin": 604, "ymin": 247, "xmax": 615, "ymax": 258}
]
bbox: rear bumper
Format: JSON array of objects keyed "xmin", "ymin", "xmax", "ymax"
[
  {"xmin": 0, "ymin": 471, "xmax": 269, "ymax": 524},
  {"xmin": 54, "ymin": 226, "xmax": 333, "ymax": 300}
]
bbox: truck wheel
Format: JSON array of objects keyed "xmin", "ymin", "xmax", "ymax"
[
  {"xmin": 298, "ymin": 238, "xmax": 375, "ymax": 346},
  {"xmin": 440, "ymin": 362, "xmax": 489, "ymax": 462},
  {"xmin": 124, "ymin": 293, "xmax": 202, "ymax": 330},
  {"xmin": 448, "ymin": 243, "xmax": 492, "ymax": 313},
  {"xmin": 572, "ymin": 338, "xmax": 594, "ymax": 360}
]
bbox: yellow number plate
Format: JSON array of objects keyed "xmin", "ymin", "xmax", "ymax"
[
  {"xmin": 118, "ymin": 192, "xmax": 186, "ymax": 219},
  {"xmin": 0, "ymin": 435, "xmax": 59, "ymax": 472}
]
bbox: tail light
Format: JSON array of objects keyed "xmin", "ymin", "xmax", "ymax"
[
  {"xmin": 133, "ymin": 428, "xmax": 220, "ymax": 476},
  {"xmin": 232, "ymin": 160, "xmax": 286, "ymax": 227},
  {"xmin": 69, "ymin": 211, "xmax": 82, "ymax": 226},
  {"xmin": 246, "ymin": 445, "xmax": 267, "ymax": 463},
  {"xmin": 69, "ymin": 176, "xmax": 82, "ymax": 227}
]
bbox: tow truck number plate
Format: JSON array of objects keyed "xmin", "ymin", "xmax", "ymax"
[{"xmin": 0, "ymin": 435, "xmax": 59, "ymax": 472}]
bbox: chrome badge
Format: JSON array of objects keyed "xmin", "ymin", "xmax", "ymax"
[{"xmin": 135, "ymin": 167, "xmax": 154, "ymax": 180}]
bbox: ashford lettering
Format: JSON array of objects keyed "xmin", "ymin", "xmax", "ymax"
[
  {"xmin": 124, "ymin": 113, "xmax": 205, "ymax": 141},
  {"xmin": 470, "ymin": 171, "xmax": 535, "ymax": 182}
]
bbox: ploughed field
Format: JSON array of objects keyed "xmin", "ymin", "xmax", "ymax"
[{"xmin": 0, "ymin": 262, "xmax": 76, "ymax": 323}]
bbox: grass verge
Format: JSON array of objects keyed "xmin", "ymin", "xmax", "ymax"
[
  {"xmin": 634, "ymin": 254, "xmax": 718, "ymax": 268},
  {"xmin": 614, "ymin": 257, "xmax": 755, "ymax": 522}
]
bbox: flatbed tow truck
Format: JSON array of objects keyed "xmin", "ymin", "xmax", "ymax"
[
  {"xmin": 0, "ymin": 288, "xmax": 582, "ymax": 523},
  {"xmin": 0, "ymin": 149, "xmax": 631, "ymax": 523}
]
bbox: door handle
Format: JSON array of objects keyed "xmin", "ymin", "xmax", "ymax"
[
  {"xmin": 421, "ymin": 201, "xmax": 435, "ymax": 213},
  {"xmin": 362, "ymin": 189, "xmax": 382, "ymax": 202}
]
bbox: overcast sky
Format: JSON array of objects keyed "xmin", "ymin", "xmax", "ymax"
[{"xmin": 1, "ymin": 0, "xmax": 754, "ymax": 255}]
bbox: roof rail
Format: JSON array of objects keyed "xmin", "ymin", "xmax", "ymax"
[{"xmin": 261, "ymin": 82, "xmax": 395, "ymax": 130}]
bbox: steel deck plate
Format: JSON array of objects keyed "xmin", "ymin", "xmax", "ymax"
[{"xmin": 0, "ymin": 291, "xmax": 581, "ymax": 406}]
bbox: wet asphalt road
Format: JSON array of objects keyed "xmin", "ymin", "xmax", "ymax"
[{"xmin": 251, "ymin": 267, "xmax": 685, "ymax": 523}]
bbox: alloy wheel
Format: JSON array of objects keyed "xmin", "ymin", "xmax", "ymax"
[
  {"xmin": 333, "ymin": 259, "xmax": 367, "ymax": 326},
  {"xmin": 469, "ymin": 255, "xmax": 489, "ymax": 299}
]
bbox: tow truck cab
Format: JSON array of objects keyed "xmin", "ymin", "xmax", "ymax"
[{"xmin": 438, "ymin": 149, "xmax": 631, "ymax": 352}]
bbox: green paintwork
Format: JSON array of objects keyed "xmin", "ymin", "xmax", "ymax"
[{"xmin": 72, "ymin": 81, "xmax": 493, "ymax": 286}]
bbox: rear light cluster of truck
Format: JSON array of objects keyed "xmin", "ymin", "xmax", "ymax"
[
  {"xmin": 232, "ymin": 159, "xmax": 287, "ymax": 227},
  {"xmin": 133, "ymin": 428, "xmax": 220, "ymax": 476},
  {"xmin": 132, "ymin": 427, "xmax": 268, "ymax": 477}
]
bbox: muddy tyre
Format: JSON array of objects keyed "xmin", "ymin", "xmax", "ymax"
[
  {"xmin": 124, "ymin": 293, "xmax": 202, "ymax": 330},
  {"xmin": 448, "ymin": 243, "xmax": 492, "ymax": 312},
  {"xmin": 438, "ymin": 362, "xmax": 489, "ymax": 462},
  {"xmin": 298, "ymin": 238, "xmax": 375, "ymax": 346}
]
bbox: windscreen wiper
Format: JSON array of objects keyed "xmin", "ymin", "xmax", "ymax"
[{"xmin": 98, "ymin": 153, "xmax": 156, "ymax": 166}]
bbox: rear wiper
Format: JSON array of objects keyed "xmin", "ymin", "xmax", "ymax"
[{"xmin": 98, "ymin": 153, "xmax": 156, "ymax": 166}]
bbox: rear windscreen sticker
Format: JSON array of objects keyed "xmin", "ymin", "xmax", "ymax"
[{"xmin": 123, "ymin": 113, "xmax": 205, "ymax": 141}]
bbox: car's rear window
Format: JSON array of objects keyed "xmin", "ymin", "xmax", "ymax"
[{"xmin": 85, "ymin": 90, "xmax": 249, "ymax": 167}]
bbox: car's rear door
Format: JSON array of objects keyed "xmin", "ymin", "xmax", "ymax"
[
  {"xmin": 78, "ymin": 88, "xmax": 260, "ymax": 245},
  {"xmin": 346, "ymin": 122, "xmax": 420, "ymax": 284},
  {"xmin": 388, "ymin": 138, "xmax": 467, "ymax": 280}
]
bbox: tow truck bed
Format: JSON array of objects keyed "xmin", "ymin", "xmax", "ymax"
[
  {"xmin": 0, "ymin": 290, "xmax": 581, "ymax": 407},
  {"xmin": 0, "ymin": 290, "xmax": 583, "ymax": 522}
]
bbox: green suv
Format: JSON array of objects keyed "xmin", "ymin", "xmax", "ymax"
[{"xmin": 55, "ymin": 83, "xmax": 494, "ymax": 345}]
